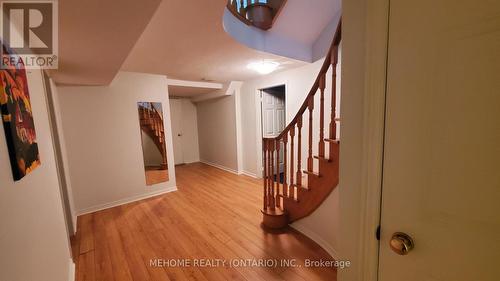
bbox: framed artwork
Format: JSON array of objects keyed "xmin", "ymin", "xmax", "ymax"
[{"xmin": 0, "ymin": 43, "xmax": 40, "ymax": 181}]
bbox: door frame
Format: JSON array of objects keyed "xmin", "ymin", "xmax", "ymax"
[
  {"xmin": 254, "ymin": 81, "xmax": 288, "ymax": 178},
  {"xmin": 41, "ymin": 70, "xmax": 76, "ymax": 259},
  {"xmin": 169, "ymin": 98, "xmax": 185, "ymax": 165},
  {"xmin": 260, "ymin": 86, "xmax": 286, "ymax": 174},
  {"xmin": 338, "ymin": 0, "xmax": 389, "ymax": 281}
]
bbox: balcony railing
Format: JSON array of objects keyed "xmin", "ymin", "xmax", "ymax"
[{"xmin": 226, "ymin": 0, "xmax": 287, "ymax": 30}]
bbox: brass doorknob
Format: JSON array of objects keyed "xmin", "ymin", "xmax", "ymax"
[{"xmin": 390, "ymin": 232, "xmax": 414, "ymax": 255}]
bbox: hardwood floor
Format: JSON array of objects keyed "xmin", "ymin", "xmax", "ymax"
[
  {"xmin": 145, "ymin": 168, "xmax": 169, "ymax": 186},
  {"xmin": 72, "ymin": 163, "xmax": 337, "ymax": 281}
]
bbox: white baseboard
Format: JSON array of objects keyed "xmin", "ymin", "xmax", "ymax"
[
  {"xmin": 71, "ymin": 214, "xmax": 77, "ymax": 235},
  {"xmin": 200, "ymin": 160, "xmax": 240, "ymax": 175},
  {"xmin": 183, "ymin": 158, "xmax": 200, "ymax": 164},
  {"xmin": 76, "ymin": 186, "xmax": 177, "ymax": 216},
  {"xmin": 68, "ymin": 258, "xmax": 75, "ymax": 281},
  {"xmin": 291, "ymin": 223, "xmax": 340, "ymax": 261},
  {"xmin": 240, "ymin": 170, "xmax": 259, "ymax": 178}
]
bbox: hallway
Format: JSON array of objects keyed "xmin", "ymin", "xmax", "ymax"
[{"xmin": 72, "ymin": 163, "xmax": 337, "ymax": 281}]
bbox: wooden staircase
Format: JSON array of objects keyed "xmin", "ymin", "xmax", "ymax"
[
  {"xmin": 262, "ymin": 21, "xmax": 341, "ymax": 229},
  {"xmin": 139, "ymin": 104, "xmax": 168, "ymax": 169}
]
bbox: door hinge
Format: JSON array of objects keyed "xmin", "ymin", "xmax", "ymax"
[{"xmin": 376, "ymin": 225, "xmax": 381, "ymax": 241}]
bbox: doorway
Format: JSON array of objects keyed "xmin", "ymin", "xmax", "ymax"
[
  {"xmin": 341, "ymin": 1, "xmax": 500, "ymax": 279},
  {"xmin": 170, "ymin": 99, "xmax": 184, "ymax": 165},
  {"xmin": 169, "ymin": 98, "xmax": 200, "ymax": 166},
  {"xmin": 260, "ymin": 85, "xmax": 285, "ymax": 179},
  {"xmin": 378, "ymin": 0, "xmax": 500, "ymax": 280}
]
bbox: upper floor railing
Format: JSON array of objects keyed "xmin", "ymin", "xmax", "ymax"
[{"xmin": 226, "ymin": 0, "xmax": 287, "ymax": 30}]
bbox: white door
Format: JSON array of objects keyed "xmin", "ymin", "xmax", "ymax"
[
  {"xmin": 379, "ymin": 1, "xmax": 500, "ymax": 280},
  {"xmin": 261, "ymin": 89, "xmax": 285, "ymax": 173},
  {"xmin": 169, "ymin": 99, "xmax": 184, "ymax": 165}
]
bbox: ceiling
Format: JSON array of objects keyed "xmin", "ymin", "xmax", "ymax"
[
  {"xmin": 50, "ymin": 0, "xmax": 161, "ymax": 85},
  {"xmin": 271, "ymin": 0, "xmax": 341, "ymax": 46},
  {"xmin": 121, "ymin": 0, "xmax": 304, "ymax": 84},
  {"xmin": 51, "ymin": 0, "xmax": 339, "ymax": 86}
]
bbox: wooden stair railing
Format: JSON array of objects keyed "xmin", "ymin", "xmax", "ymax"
[
  {"xmin": 262, "ymin": 21, "xmax": 341, "ymax": 229},
  {"xmin": 227, "ymin": 0, "xmax": 287, "ymax": 30},
  {"xmin": 139, "ymin": 105, "xmax": 168, "ymax": 169}
]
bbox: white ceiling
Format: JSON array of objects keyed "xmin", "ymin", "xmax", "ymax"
[
  {"xmin": 50, "ymin": 0, "xmax": 339, "ymax": 86},
  {"xmin": 121, "ymin": 0, "xmax": 305, "ymax": 84},
  {"xmin": 271, "ymin": 0, "xmax": 341, "ymax": 46},
  {"xmin": 50, "ymin": 0, "xmax": 161, "ymax": 85}
]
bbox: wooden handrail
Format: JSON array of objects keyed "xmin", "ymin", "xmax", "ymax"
[
  {"xmin": 263, "ymin": 20, "xmax": 341, "ymax": 142},
  {"xmin": 261, "ymin": 20, "xmax": 342, "ymax": 227}
]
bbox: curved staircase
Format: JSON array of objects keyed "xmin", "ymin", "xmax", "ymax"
[
  {"xmin": 262, "ymin": 21, "xmax": 341, "ymax": 229},
  {"xmin": 139, "ymin": 104, "xmax": 168, "ymax": 169}
]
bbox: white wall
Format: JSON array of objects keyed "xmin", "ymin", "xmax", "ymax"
[
  {"xmin": 180, "ymin": 99, "xmax": 200, "ymax": 163},
  {"xmin": 197, "ymin": 95, "xmax": 239, "ymax": 172},
  {"xmin": 0, "ymin": 69, "xmax": 73, "ymax": 281},
  {"xmin": 56, "ymin": 72, "xmax": 177, "ymax": 215},
  {"xmin": 239, "ymin": 56, "xmax": 341, "ymax": 258},
  {"xmin": 169, "ymin": 98, "xmax": 200, "ymax": 164},
  {"xmin": 313, "ymin": 11, "xmax": 342, "ymax": 61}
]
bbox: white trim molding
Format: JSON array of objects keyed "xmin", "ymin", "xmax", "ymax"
[
  {"xmin": 76, "ymin": 186, "xmax": 177, "ymax": 216},
  {"xmin": 240, "ymin": 170, "xmax": 258, "ymax": 178},
  {"xmin": 68, "ymin": 259, "xmax": 75, "ymax": 281},
  {"xmin": 338, "ymin": 0, "xmax": 389, "ymax": 281},
  {"xmin": 200, "ymin": 160, "xmax": 258, "ymax": 179},
  {"xmin": 254, "ymin": 81, "xmax": 289, "ymax": 179},
  {"xmin": 234, "ymin": 84, "xmax": 245, "ymax": 174},
  {"xmin": 200, "ymin": 160, "xmax": 240, "ymax": 175}
]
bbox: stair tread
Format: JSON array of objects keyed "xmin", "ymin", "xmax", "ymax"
[
  {"xmin": 290, "ymin": 183, "xmax": 310, "ymax": 191},
  {"xmin": 303, "ymin": 170, "xmax": 321, "ymax": 177},
  {"xmin": 324, "ymin": 138, "xmax": 340, "ymax": 143},
  {"xmin": 313, "ymin": 155, "xmax": 332, "ymax": 162},
  {"xmin": 278, "ymin": 193, "xmax": 300, "ymax": 203}
]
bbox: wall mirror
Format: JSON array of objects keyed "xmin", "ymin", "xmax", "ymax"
[{"xmin": 137, "ymin": 102, "xmax": 169, "ymax": 185}]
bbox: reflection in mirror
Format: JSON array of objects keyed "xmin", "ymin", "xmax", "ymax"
[{"xmin": 138, "ymin": 102, "xmax": 169, "ymax": 185}]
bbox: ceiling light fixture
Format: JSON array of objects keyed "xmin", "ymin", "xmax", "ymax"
[{"xmin": 247, "ymin": 61, "xmax": 280, "ymax": 75}]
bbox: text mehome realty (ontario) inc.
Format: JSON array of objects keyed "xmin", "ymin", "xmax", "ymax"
[{"xmin": 149, "ymin": 258, "xmax": 352, "ymax": 269}]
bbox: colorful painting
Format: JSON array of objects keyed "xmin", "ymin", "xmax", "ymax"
[{"xmin": 0, "ymin": 44, "xmax": 40, "ymax": 181}]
